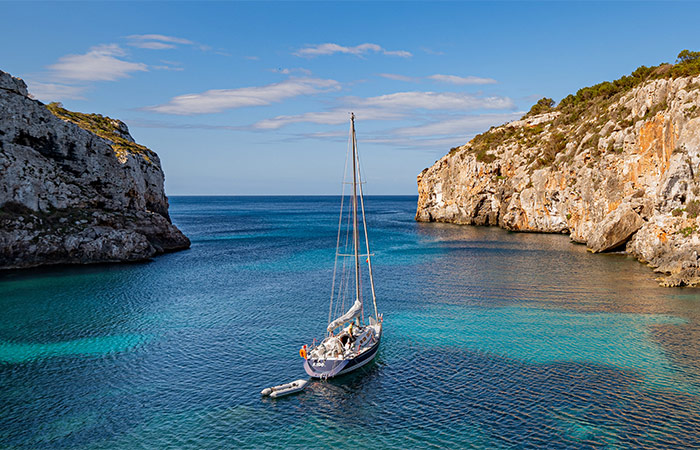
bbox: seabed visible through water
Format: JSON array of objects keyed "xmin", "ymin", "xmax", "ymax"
[{"xmin": 1, "ymin": 196, "xmax": 699, "ymax": 448}]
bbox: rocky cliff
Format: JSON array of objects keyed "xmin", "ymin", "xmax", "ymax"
[
  {"xmin": 0, "ymin": 69, "xmax": 190, "ymax": 269},
  {"xmin": 416, "ymin": 56, "xmax": 700, "ymax": 287}
]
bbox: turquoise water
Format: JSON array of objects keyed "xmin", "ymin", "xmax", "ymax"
[{"xmin": 1, "ymin": 196, "xmax": 699, "ymax": 448}]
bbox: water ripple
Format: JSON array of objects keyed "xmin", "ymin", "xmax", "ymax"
[{"xmin": 1, "ymin": 196, "xmax": 699, "ymax": 448}]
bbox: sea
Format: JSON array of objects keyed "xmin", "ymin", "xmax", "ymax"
[{"xmin": 1, "ymin": 196, "xmax": 699, "ymax": 448}]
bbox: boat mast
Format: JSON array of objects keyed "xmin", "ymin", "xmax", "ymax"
[
  {"xmin": 356, "ymin": 150, "xmax": 379, "ymax": 320},
  {"xmin": 351, "ymin": 113, "xmax": 362, "ymax": 321}
]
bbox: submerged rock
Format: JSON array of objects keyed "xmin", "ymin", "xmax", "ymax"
[{"xmin": 0, "ymin": 69, "xmax": 190, "ymax": 269}]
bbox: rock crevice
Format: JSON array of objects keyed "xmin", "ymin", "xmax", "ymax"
[
  {"xmin": 0, "ymin": 69, "xmax": 190, "ymax": 269},
  {"xmin": 416, "ymin": 74, "xmax": 700, "ymax": 287}
]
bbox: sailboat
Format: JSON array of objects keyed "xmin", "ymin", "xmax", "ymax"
[{"xmin": 302, "ymin": 113, "xmax": 383, "ymax": 379}]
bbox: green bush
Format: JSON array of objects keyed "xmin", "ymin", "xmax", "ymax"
[
  {"xmin": 457, "ymin": 50, "xmax": 700, "ymax": 171},
  {"xmin": 678, "ymin": 225, "xmax": 697, "ymax": 237},
  {"xmin": 619, "ymin": 119, "xmax": 634, "ymax": 128},
  {"xmin": 555, "ymin": 50, "xmax": 700, "ymax": 121},
  {"xmin": 677, "ymin": 50, "xmax": 700, "ymax": 64},
  {"xmin": 468, "ymin": 127, "xmax": 517, "ymax": 163},
  {"xmin": 525, "ymin": 98, "xmax": 555, "ymax": 117},
  {"xmin": 686, "ymin": 200, "xmax": 700, "ymax": 218},
  {"xmin": 45, "ymin": 102, "xmax": 154, "ymax": 163},
  {"xmin": 543, "ymin": 132, "xmax": 567, "ymax": 163},
  {"xmin": 643, "ymin": 100, "xmax": 668, "ymax": 120}
]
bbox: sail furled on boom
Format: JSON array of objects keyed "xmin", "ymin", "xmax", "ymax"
[{"xmin": 327, "ymin": 299, "xmax": 362, "ymax": 332}]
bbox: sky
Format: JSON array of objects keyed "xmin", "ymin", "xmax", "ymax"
[{"xmin": 1, "ymin": 1, "xmax": 699, "ymax": 195}]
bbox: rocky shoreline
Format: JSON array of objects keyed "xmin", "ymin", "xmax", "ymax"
[
  {"xmin": 416, "ymin": 64, "xmax": 700, "ymax": 287},
  {"xmin": 0, "ymin": 70, "xmax": 190, "ymax": 270}
]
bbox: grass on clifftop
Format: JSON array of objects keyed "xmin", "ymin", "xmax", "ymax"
[
  {"xmin": 535, "ymin": 49, "xmax": 700, "ymax": 120},
  {"xmin": 461, "ymin": 50, "xmax": 700, "ymax": 166},
  {"xmin": 45, "ymin": 102, "xmax": 155, "ymax": 163}
]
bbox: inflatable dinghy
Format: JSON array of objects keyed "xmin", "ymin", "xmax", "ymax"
[{"xmin": 261, "ymin": 379, "xmax": 308, "ymax": 398}]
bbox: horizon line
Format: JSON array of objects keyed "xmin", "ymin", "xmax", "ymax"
[{"xmin": 168, "ymin": 194, "xmax": 419, "ymax": 197}]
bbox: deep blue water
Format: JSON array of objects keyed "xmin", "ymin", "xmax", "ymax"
[{"xmin": 1, "ymin": 196, "xmax": 699, "ymax": 448}]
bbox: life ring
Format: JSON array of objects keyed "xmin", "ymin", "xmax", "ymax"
[{"xmin": 299, "ymin": 346, "xmax": 307, "ymax": 359}]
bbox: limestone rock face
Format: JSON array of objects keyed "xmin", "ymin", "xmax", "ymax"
[
  {"xmin": 416, "ymin": 74, "xmax": 700, "ymax": 286},
  {"xmin": 0, "ymin": 69, "xmax": 190, "ymax": 269},
  {"xmin": 587, "ymin": 205, "xmax": 644, "ymax": 253}
]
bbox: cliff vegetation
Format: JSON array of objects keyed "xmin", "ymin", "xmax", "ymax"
[
  {"xmin": 0, "ymin": 69, "xmax": 190, "ymax": 269},
  {"xmin": 416, "ymin": 50, "xmax": 700, "ymax": 287},
  {"xmin": 45, "ymin": 102, "xmax": 155, "ymax": 164}
]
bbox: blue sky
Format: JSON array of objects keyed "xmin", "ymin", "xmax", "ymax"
[{"xmin": 1, "ymin": 1, "xmax": 698, "ymax": 195}]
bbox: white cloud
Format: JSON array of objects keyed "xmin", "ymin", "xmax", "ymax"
[
  {"xmin": 286, "ymin": 116, "xmax": 525, "ymax": 149},
  {"xmin": 299, "ymin": 130, "xmax": 348, "ymax": 139},
  {"xmin": 245, "ymin": 87, "xmax": 520, "ymax": 150},
  {"xmin": 428, "ymin": 74, "xmax": 498, "ymax": 85},
  {"xmin": 292, "ymin": 130, "xmax": 466, "ymax": 149},
  {"xmin": 124, "ymin": 118, "xmax": 243, "ymax": 131},
  {"xmin": 362, "ymin": 135, "xmax": 468, "ymax": 149},
  {"xmin": 251, "ymin": 90, "xmax": 514, "ymax": 130},
  {"xmin": 253, "ymin": 107, "xmax": 405, "ymax": 130},
  {"xmin": 48, "ymin": 44, "xmax": 148, "ymax": 81},
  {"xmin": 383, "ymin": 50, "xmax": 412, "ymax": 58},
  {"xmin": 26, "ymin": 81, "xmax": 88, "ymax": 101},
  {"xmin": 348, "ymin": 91, "xmax": 514, "ymax": 111},
  {"xmin": 282, "ymin": 113, "xmax": 525, "ymax": 150},
  {"xmin": 378, "ymin": 73, "xmax": 498, "ymax": 85},
  {"xmin": 126, "ymin": 34, "xmax": 194, "ymax": 49},
  {"xmin": 392, "ymin": 113, "xmax": 523, "ymax": 137},
  {"xmin": 152, "ymin": 65, "xmax": 185, "ymax": 72},
  {"xmin": 152, "ymin": 60, "xmax": 184, "ymax": 71},
  {"xmin": 294, "ymin": 43, "xmax": 412, "ymax": 58},
  {"xmin": 143, "ymin": 77, "xmax": 341, "ymax": 115},
  {"xmin": 135, "ymin": 41, "xmax": 176, "ymax": 50},
  {"xmin": 420, "ymin": 47, "xmax": 445, "ymax": 56},
  {"xmin": 128, "ymin": 34, "xmax": 194, "ymax": 44},
  {"xmin": 273, "ymin": 67, "xmax": 312, "ymax": 76},
  {"xmin": 378, "ymin": 73, "xmax": 416, "ymax": 82},
  {"xmin": 252, "ymin": 93, "xmax": 513, "ymax": 130}
]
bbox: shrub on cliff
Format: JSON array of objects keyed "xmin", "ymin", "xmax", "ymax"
[
  {"xmin": 671, "ymin": 50, "xmax": 700, "ymax": 77},
  {"xmin": 555, "ymin": 50, "xmax": 700, "ymax": 113},
  {"xmin": 468, "ymin": 50, "xmax": 700, "ymax": 169},
  {"xmin": 525, "ymin": 98, "xmax": 555, "ymax": 117},
  {"xmin": 677, "ymin": 50, "xmax": 700, "ymax": 64},
  {"xmin": 46, "ymin": 102, "xmax": 154, "ymax": 163}
]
